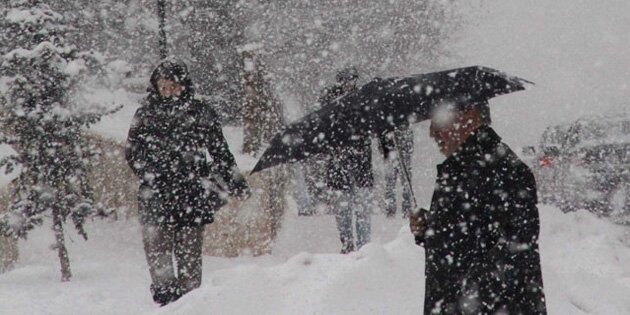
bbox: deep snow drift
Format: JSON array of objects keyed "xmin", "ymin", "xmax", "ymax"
[{"xmin": 2, "ymin": 205, "xmax": 630, "ymax": 315}]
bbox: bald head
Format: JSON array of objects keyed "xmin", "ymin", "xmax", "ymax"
[{"xmin": 429, "ymin": 102, "xmax": 491, "ymax": 157}]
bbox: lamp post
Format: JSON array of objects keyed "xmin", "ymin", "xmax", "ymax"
[{"xmin": 157, "ymin": 0, "xmax": 167, "ymax": 59}]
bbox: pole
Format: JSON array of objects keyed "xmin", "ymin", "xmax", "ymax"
[
  {"xmin": 157, "ymin": 0, "xmax": 167, "ymax": 59},
  {"xmin": 392, "ymin": 131, "xmax": 418, "ymax": 210}
]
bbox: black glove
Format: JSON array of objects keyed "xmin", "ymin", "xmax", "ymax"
[
  {"xmin": 409, "ymin": 208, "xmax": 428, "ymax": 246},
  {"xmin": 232, "ymin": 179, "xmax": 251, "ymax": 201}
]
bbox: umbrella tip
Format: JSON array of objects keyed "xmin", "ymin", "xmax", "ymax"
[
  {"xmin": 475, "ymin": 65, "xmax": 535, "ymax": 87},
  {"xmin": 515, "ymin": 76, "xmax": 535, "ymax": 87}
]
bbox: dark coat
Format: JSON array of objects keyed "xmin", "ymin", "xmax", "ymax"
[
  {"xmin": 318, "ymin": 84, "xmax": 374, "ymax": 191},
  {"xmin": 125, "ymin": 65, "xmax": 248, "ymax": 227},
  {"xmin": 378, "ymin": 125, "xmax": 414, "ymax": 161},
  {"xmin": 326, "ymin": 137, "xmax": 374, "ymax": 191},
  {"xmin": 419, "ymin": 126, "xmax": 547, "ymax": 314},
  {"xmin": 317, "ymin": 83, "xmax": 345, "ymax": 106}
]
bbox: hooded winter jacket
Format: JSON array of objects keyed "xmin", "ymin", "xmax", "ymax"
[{"xmin": 125, "ymin": 60, "xmax": 248, "ymax": 226}]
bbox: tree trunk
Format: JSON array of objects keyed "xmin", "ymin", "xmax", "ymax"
[{"xmin": 51, "ymin": 206, "xmax": 72, "ymax": 282}]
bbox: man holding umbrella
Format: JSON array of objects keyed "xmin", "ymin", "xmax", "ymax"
[
  {"xmin": 411, "ymin": 98, "xmax": 547, "ymax": 314},
  {"xmin": 250, "ymin": 66, "xmax": 547, "ymax": 313}
]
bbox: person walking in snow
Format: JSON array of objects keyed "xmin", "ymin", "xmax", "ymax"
[
  {"xmin": 321, "ymin": 66, "xmax": 375, "ymax": 254},
  {"xmin": 379, "ymin": 125, "xmax": 414, "ymax": 218},
  {"xmin": 409, "ymin": 99, "xmax": 547, "ymax": 314},
  {"xmin": 125, "ymin": 59, "xmax": 250, "ymax": 306}
]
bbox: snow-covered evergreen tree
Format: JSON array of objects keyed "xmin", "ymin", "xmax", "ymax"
[
  {"xmin": 241, "ymin": 49, "xmax": 285, "ymax": 156},
  {"xmin": 0, "ymin": 0, "xmax": 113, "ymax": 281},
  {"xmin": 53, "ymin": 0, "xmax": 161, "ymax": 68}
]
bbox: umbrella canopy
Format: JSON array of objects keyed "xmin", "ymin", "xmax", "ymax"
[{"xmin": 251, "ymin": 66, "xmax": 532, "ymax": 174}]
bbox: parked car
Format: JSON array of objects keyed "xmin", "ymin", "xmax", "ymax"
[
  {"xmin": 526, "ymin": 123, "xmax": 573, "ymax": 204},
  {"xmin": 532, "ymin": 114, "xmax": 630, "ymax": 222}
]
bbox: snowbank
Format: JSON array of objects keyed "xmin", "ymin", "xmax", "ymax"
[
  {"xmin": 539, "ymin": 208, "xmax": 630, "ymax": 314},
  {"xmin": 160, "ymin": 236, "xmax": 424, "ymax": 315},
  {"xmin": 2, "ymin": 205, "xmax": 630, "ymax": 315}
]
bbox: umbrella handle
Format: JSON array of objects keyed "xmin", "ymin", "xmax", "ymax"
[{"xmin": 392, "ymin": 132, "xmax": 418, "ymax": 210}]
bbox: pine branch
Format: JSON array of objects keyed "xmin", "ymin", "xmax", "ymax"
[
  {"xmin": 70, "ymin": 202, "xmax": 115, "ymax": 241},
  {"xmin": 78, "ymin": 104, "xmax": 123, "ymax": 127},
  {"xmin": 0, "ymin": 155, "xmax": 20, "ymax": 174},
  {"xmin": 0, "ymin": 202, "xmax": 45, "ymax": 239},
  {"xmin": 70, "ymin": 201, "xmax": 92, "ymax": 240}
]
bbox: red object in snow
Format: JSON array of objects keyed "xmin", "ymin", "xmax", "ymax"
[{"xmin": 539, "ymin": 156, "xmax": 553, "ymax": 167}]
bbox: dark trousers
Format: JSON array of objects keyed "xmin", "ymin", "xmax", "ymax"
[
  {"xmin": 141, "ymin": 223, "xmax": 204, "ymax": 304},
  {"xmin": 332, "ymin": 187, "xmax": 372, "ymax": 253},
  {"xmin": 383, "ymin": 127, "xmax": 414, "ymax": 217},
  {"xmin": 384, "ymin": 160, "xmax": 413, "ymax": 217}
]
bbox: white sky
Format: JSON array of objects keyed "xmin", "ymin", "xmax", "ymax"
[{"xmin": 456, "ymin": 0, "xmax": 630, "ymax": 147}]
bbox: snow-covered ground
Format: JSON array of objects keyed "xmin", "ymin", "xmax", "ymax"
[
  {"xmin": 2, "ymin": 205, "xmax": 630, "ymax": 315},
  {"xmin": 3, "ymin": 1, "xmax": 630, "ymax": 314},
  {"xmin": 4, "ymin": 103, "xmax": 628, "ymax": 314}
]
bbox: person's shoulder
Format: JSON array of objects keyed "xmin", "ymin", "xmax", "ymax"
[
  {"xmin": 190, "ymin": 97, "xmax": 220, "ymax": 124},
  {"xmin": 321, "ymin": 84, "xmax": 337, "ymax": 94},
  {"xmin": 494, "ymin": 142, "xmax": 536, "ymax": 183},
  {"xmin": 141, "ymin": 90, "xmax": 160, "ymax": 106},
  {"xmin": 135, "ymin": 92, "xmax": 159, "ymax": 113},
  {"xmin": 132, "ymin": 98, "xmax": 152, "ymax": 120},
  {"xmin": 321, "ymin": 84, "xmax": 344, "ymax": 98},
  {"xmin": 477, "ymin": 127, "xmax": 529, "ymax": 171}
]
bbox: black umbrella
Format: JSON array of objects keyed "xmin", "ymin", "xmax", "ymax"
[{"xmin": 251, "ymin": 66, "xmax": 532, "ymax": 174}]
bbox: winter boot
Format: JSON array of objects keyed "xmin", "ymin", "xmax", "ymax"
[
  {"xmin": 150, "ymin": 281, "xmax": 183, "ymax": 306},
  {"xmin": 340, "ymin": 241, "xmax": 355, "ymax": 254}
]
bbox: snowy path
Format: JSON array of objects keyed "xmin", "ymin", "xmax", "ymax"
[{"xmin": 2, "ymin": 205, "xmax": 630, "ymax": 314}]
